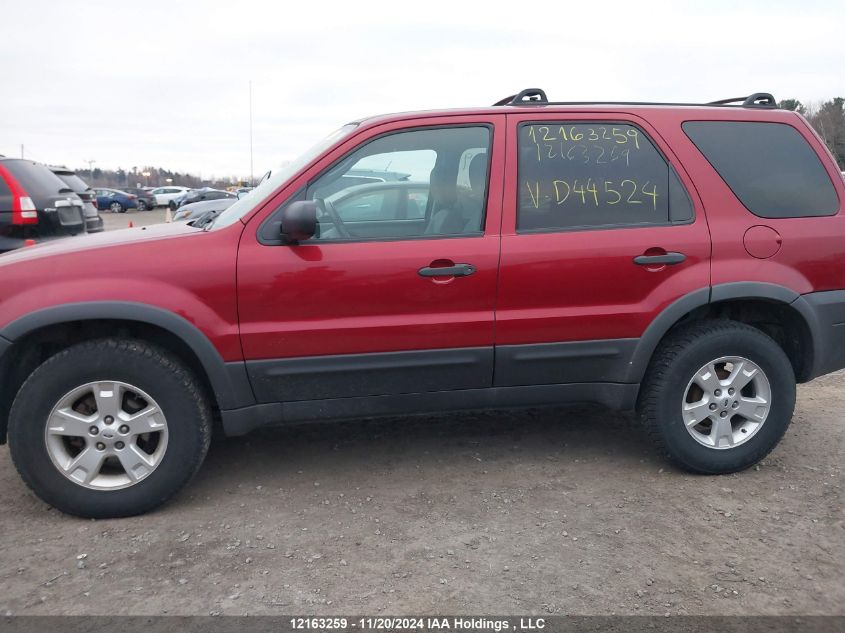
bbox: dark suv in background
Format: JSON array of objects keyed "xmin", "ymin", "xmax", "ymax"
[
  {"xmin": 0, "ymin": 158, "xmax": 87, "ymax": 253},
  {"xmin": 48, "ymin": 166, "xmax": 104, "ymax": 233},
  {"xmin": 124, "ymin": 188, "xmax": 157, "ymax": 211}
]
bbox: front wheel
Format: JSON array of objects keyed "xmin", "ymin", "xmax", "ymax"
[
  {"xmin": 8, "ymin": 339, "xmax": 212, "ymax": 518},
  {"xmin": 109, "ymin": 202, "xmax": 124, "ymax": 213},
  {"xmin": 637, "ymin": 320, "xmax": 795, "ymax": 474}
]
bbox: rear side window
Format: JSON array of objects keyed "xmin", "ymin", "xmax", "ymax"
[
  {"xmin": 683, "ymin": 121, "xmax": 839, "ymax": 218},
  {"xmin": 517, "ymin": 122, "xmax": 693, "ymax": 232},
  {"xmin": 3, "ymin": 160, "xmax": 69, "ymax": 197},
  {"xmin": 53, "ymin": 172, "xmax": 90, "ymax": 193}
]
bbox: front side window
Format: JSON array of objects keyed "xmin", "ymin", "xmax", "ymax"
[
  {"xmin": 302, "ymin": 126, "xmax": 491, "ymax": 241},
  {"xmin": 517, "ymin": 122, "xmax": 692, "ymax": 232},
  {"xmin": 683, "ymin": 121, "xmax": 839, "ymax": 218}
]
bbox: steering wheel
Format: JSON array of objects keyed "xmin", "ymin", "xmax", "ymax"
[{"xmin": 315, "ymin": 198, "xmax": 351, "ymax": 238}]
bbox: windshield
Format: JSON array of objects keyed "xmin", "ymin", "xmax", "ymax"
[{"xmin": 209, "ymin": 123, "xmax": 359, "ymax": 229}]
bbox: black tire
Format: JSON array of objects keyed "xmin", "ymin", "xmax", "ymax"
[
  {"xmin": 8, "ymin": 339, "xmax": 212, "ymax": 518},
  {"xmin": 168, "ymin": 201, "xmax": 177, "ymax": 211},
  {"xmin": 637, "ymin": 319, "xmax": 795, "ymax": 474},
  {"xmin": 137, "ymin": 200, "xmax": 148, "ymax": 211},
  {"xmin": 109, "ymin": 202, "xmax": 124, "ymax": 214}
]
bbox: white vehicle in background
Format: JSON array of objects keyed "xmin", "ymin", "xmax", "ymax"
[{"xmin": 150, "ymin": 186, "xmax": 190, "ymax": 207}]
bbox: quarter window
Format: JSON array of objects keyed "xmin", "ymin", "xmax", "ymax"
[
  {"xmin": 517, "ymin": 122, "xmax": 692, "ymax": 232},
  {"xmin": 683, "ymin": 121, "xmax": 839, "ymax": 218}
]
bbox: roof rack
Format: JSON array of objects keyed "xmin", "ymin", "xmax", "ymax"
[
  {"xmin": 707, "ymin": 93, "xmax": 777, "ymax": 108},
  {"xmin": 492, "ymin": 89, "xmax": 779, "ymax": 109},
  {"xmin": 493, "ymin": 88, "xmax": 549, "ymax": 106}
]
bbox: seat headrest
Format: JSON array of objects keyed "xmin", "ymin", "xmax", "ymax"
[{"xmin": 468, "ymin": 153, "xmax": 487, "ymax": 193}]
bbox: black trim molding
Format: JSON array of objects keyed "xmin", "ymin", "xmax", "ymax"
[
  {"xmin": 246, "ymin": 347, "xmax": 494, "ymax": 402},
  {"xmin": 221, "ymin": 382, "xmax": 639, "ymax": 436},
  {"xmin": 495, "ymin": 339, "xmax": 637, "ymax": 386}
]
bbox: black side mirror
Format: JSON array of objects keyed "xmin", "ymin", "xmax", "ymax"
[{"xmin": 280, "ymin": 200, "xmax": 317, "ymax": 244}]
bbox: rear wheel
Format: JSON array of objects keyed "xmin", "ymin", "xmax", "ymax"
[
  {"xmin": 637, "ymin": 320, "xmax": 795, "ymax": 474},
  {"xmin": 8, "ymin": 339, "xmax": 212, "ymax": 518},
  {"xmin": 137, "ymin": 200, "xmax": 148, "ymax": 211}
]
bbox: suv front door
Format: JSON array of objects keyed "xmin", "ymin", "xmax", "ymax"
[
  {"xmin": 237, "ymin": 115, "xmax": 505, "ymax": 403},
  {"xmin": 495, "ymin": 112, "xmax": 711, "ymax": 390}
]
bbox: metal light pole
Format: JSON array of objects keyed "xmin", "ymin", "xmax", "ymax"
[
  {"xmin": 85, "ymin": 159, "xmax": 96, "ymax": 183},
  {"xmin": 249, "ymin": 80, "xmax": 254, "ymax": 186}
]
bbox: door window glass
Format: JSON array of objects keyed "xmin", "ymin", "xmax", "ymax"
[
  {"xmin": 517, "ymin": 122, "xmax": 692, "ymax": 232},
  {"xmin": 303, "ymin": 126, "xmax": 491, "ymax": 241}
]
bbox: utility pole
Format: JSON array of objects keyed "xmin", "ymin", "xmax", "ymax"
[
  {"xmin": 85, "ymin": 159, "xmax": 96, "ymax": 183},
  {"xmin": 249, "ymin": 80, "xmax": 254, "ymax": 186}
]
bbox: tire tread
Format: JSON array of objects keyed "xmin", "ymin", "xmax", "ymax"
[
  {"xmin": 8, "ymin": 337, "xmax": 211, "ymax": 518},
  {"xmin": 636, "ymin": 319, "xmax": 794, "ymax": 474}
]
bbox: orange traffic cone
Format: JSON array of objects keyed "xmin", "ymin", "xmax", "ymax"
[
  {"xmin": 24, "ymin": 239, "xmax": 36, "ymax": 247},
  {"xmin": 128, "ymin": 221, "xmax": 134, "ymax": 228}
]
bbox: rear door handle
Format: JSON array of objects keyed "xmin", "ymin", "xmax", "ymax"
[
  {"xmin": 418, "ymin": 263, "xmax": 476, "ymax": 277},
  {"xmin": 633, "ymin": 252, "xmax": 686, "ymax": 266}
]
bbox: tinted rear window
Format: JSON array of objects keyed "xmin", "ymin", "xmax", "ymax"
[
  {"xmin": 3, "ymin": 160, "xmax": 70, "ymax": 198},
  {"xmin": 683, "ymin": 121, "xmax": 839, "ymax": 218},
  {"xmin": 53, "ymin": 172, "xmax": 90, "ymax": 193}
]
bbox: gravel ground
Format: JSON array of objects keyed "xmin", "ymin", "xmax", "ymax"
[
  {"xmin": 100, "ymin": 207, "xmax": 171, "ymax": 231},
  {"xmin": 0, "ymin": 370, "xmax": 842, "ymax": 616}
]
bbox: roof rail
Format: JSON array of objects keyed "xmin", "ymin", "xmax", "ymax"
[
  {"xmin": 708, "ymin": 93, "xmax": 778, "ymax": 108},
  {"xmin": 493, "ymin": 88, "xmax": 779, "ymax": 109},
  {"xmin": 492, "ymin": 88, "xmax": 548, "ymax": 106}
]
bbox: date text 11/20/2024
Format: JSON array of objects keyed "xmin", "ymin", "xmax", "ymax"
[{"xmin": 290, "ymin": 617, "xmax": 547, "ymax": 630}]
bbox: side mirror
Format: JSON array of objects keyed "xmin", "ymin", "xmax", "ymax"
[{"xmin": 280, "ymin": 200, "xmax": 317, "ymax": 243}]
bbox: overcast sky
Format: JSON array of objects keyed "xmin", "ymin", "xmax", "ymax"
[{"xmin": 1, "ymin": 0, "xmax": 842, "ymax": 182}]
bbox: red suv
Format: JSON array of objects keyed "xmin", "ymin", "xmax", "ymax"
[{"xmin": 2, "ymin": 90, "xmax": 844, "ymax": 518}]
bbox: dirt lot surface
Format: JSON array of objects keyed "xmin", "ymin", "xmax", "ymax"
[
  {"xmin": 0, "ymin": 370, "xmax": 842, "ymax": 616},
  {"xmin": 100, "ymin": 207, "xmax": 171, "ymax": 231}
]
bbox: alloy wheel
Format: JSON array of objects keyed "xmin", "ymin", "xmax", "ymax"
[
  {"xmin": 681, "ymin": 356, "xmax": 772, "ymax": 449},
  {"xmin": 44, "ymin": 381, "xmax": 169, "ymax": 490}
]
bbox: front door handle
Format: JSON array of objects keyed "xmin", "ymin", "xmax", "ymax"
[
  {"xmin": 418, "ymin": 263, "xmax": 476, "ymax": 277},
  {"xmin": 633, "ymin": 252, "xmax": 686, "ymax": 266}
]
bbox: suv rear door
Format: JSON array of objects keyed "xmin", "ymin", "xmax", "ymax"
[{"xmin": 495, "ymin": 112, "xmax": 711, "ymax": 389}]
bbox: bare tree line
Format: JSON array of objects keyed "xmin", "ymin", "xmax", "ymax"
[{"xmin": 780, "ymin": 98, "xmax": 845, "ymax": 168}]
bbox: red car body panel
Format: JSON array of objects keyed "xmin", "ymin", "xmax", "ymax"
[
  {"xmin": 496, "ymin": 110, "xmax": 712, "ymax": 346},
  {"xmin": 0, "ymin": 222, "xmax": 245, "ymax": 361},
  {"xmin": 236, "ymin": 113, "xmax": 506, "ymax": 360},
  {"xmin": 647, "ymin": 107, "xmax": 845, "ymax": 295}
]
